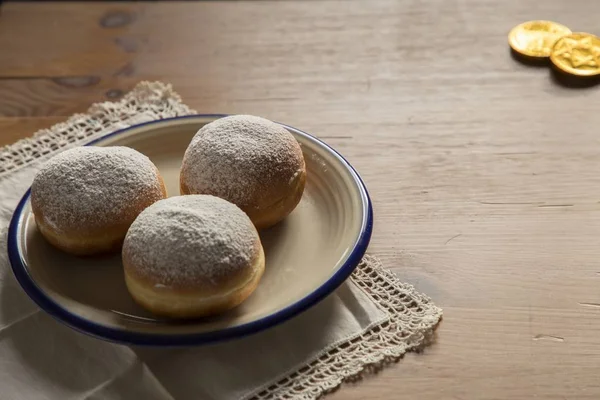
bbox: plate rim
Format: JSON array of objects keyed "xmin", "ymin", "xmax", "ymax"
[{"xmin": 7, "ymin": 114, "xmax": 373, "ymax": 346}]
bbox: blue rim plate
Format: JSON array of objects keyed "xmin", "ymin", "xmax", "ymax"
[{"xmin": 7, "ymin": 115, "xmax": 373, "ymax": 346}]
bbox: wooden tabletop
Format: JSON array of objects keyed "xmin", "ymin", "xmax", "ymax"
[{"xmin": 3, "ymin": 1, "xmax": 600, "ymax": 399}]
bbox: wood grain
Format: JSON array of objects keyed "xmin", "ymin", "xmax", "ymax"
[{"xmin": 2, "ymin": 1, "xmax": 600, "ymax": 399}]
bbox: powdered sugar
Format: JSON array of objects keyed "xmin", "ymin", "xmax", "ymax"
[
  {"xmin": 31, "ymin": 146, "xmax": 163, "ymax": 233},
  {"xmin": 180, "ymin": 115, "xmax": 304, "ymax": 209},
  {"xmin": 122, "ymin": 195, "xmax": 259, "ymax": 287}
]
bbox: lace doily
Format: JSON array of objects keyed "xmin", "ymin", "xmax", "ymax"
[
  {"xmin": 247, "ymin": 255, "xmax": 441, "ymax": 400},
  {"xmin": 0, "ymin": 81, "xmax": 194, "ymax": 178},
  {"xmin": 0, "ymin": 81, "xmax": 442, "ymax": 400}
]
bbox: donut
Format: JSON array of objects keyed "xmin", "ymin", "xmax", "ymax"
[
  {"xmin": 122, "ymin": 195, "xmax": 265, "ymax": 318},
  {"xmin": 31, "ymin": 146, "xmax": 167, "ymax": 256},
  {"xmin": 180, "ymin": 115, "xmax": 306, "ymax": 230}
]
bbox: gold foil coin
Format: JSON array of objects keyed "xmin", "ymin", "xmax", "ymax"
[
  {"xmin": 550, "ymin": 32, "xmax": 600, "ymax": 77},
  {"xmin": 509, "ymin": 20, "xmax": 572, "ymax": 58}
]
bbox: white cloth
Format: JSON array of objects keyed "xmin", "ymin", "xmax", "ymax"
[{"xmin": 0, "ymin": 82, "xmax": 442, "ymax": 400}]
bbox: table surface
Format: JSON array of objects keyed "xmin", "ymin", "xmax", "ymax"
[{"xmin": 2, "ymin": 1, "xmax": 600, "ymax": 399}]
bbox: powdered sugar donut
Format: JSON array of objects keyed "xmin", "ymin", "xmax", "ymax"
[
  {"xmin": 122, "ymin": 195, "xmax": 265, "ymax": 318},
  {"xmin": 180, "ymin": 115, "xmax": 306, "ymax": 230},
  {"xmin": 31, "ymin": 146, "xmax": 167, "ymax": 256}
]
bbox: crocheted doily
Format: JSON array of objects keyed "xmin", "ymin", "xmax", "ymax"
[
  {"xmin": 0, "ymin": 81, "xmax": 442, "ymax": 400},
  {"xmin": 0, "ymin": 81, "xmax": 193, "ymax": 178}
]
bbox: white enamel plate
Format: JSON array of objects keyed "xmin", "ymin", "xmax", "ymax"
[{"xmin": 8, "ymin": 115, "xmax": 372, "ymax": 346}]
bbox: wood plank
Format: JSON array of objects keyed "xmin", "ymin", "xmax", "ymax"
[
  {"xmin": 0, "ymin": 117, "xmax": 66, "ymax": 147},
  {"xmin": 0, "ymin": 3, "xmax": 136, "ymax": 77},
  {"xmin": 330, "ymin": 306, "xmax": 600, "ymax": 400}
]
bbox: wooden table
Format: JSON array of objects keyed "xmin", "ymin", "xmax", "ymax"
[{"xmin": 2, "ymin": 1, "xmax": 600, "ymax": 399}]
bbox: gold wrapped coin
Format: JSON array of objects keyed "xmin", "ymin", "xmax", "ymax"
[
  {"xmin": 550, "ymin": 32, "xmax": 600, "ymax": 77},
  {"xmin": 509, "ymin": 20, "xmax": 572, "ymax": 58}
]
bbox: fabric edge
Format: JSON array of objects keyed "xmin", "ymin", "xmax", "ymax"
[
  {"xmin": 0, "ymin": 81, "xmax": 196, "ymax": 178},
  {"xmin": 243, "ymin": 254, "xmax": 443, "ymax": 400}
]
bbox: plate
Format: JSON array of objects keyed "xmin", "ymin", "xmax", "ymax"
[{"xmin": 7, "ymin": 115, "xmax": 373, "ymax": 346}]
